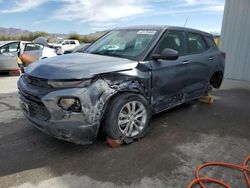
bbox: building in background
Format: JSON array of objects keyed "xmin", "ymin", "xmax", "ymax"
[{"xmin": 220, "ymin": 0, "xmax": 250, "ymax": 81}]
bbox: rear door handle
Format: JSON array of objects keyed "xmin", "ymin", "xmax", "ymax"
[
  {"xmin": 209, "ymin": 56, "xmax": 214, "ymax": 60},
  {"xmin": 182, "ymin": 60, "xmax": 190, "ymax": 65}
]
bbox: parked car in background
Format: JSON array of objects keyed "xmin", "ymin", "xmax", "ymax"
[
  {"xmin": 51, "ymin": 39, "xmax": 80, "ymax": 54},
  {"xmin": 20, "ymin": 42, "xmax": 57, "ymax": 59},
  {"xmin": 18, "ymin": 26, "xmax": 225, "ymax": 145},
  {"xmin": 64, "ymin": 43, "xmax": 91, "ymax": 54},
  {"xmin": 0, "ymin": 41, "xmax": 19, "ymax": 74},
  {"xmin": 0, "ymin": 41, "xmax": 57, "ymax": 74}
]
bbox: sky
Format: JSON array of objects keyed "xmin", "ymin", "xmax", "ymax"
[{"xmin": 0, "ymin": 0, "xmax": 225, "ymax": 34}]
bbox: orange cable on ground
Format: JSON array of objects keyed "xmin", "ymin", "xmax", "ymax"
[{"xmin": 188, "ymin": 155, "xmax": 250, "ymax": 188}]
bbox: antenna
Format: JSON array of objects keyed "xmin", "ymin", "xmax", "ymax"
[{"xmin": 184, "ymin": 17, "xmax": 189, "ymax": 27}]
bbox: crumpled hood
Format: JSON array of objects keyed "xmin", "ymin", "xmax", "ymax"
[{"xmin": 26, "ymin": 53, "xmax": 138, "ymax": 80}]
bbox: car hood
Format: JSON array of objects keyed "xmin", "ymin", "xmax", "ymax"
[{"xmin": 25, "ymin": 53, "xmax": 138, "ymax": 80}]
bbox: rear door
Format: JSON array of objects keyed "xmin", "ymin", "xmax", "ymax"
[
  {"xmin": 22, "ymin": 43, "xmax": 43, "ymax": 59},
  {"xmin": 183, "ymin": 32, "xmax": 214, "ymax": 99},
  {"xmin": 150, "ymin": 30, "xmax": 190, "ymax": 112}
]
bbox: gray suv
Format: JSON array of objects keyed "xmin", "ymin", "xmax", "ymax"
[{"xmin": 18, "ymin": 26, "xmax": 225, "ymax": 144}]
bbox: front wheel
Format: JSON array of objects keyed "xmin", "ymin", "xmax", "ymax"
[{"xmin": 103, "ymin": 93, "xmax": 152, "ymax": 140}]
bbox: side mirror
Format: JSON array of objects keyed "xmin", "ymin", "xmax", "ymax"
[{"xmin": 152, "ymin": 48, "xmax": 179, "ymax": 60}]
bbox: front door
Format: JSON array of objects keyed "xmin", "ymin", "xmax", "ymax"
[{"xmin": 150, "ymin": 30, "xmax": 190, "ymax": 112}]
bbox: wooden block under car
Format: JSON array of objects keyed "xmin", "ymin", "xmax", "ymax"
[
  {"xmin": 106, "ymin": 137, "xmax": 123, "ymax": 148},
  {"xmin": 199, "ymin": 95, "xmax": 214, "ymax": 104}
]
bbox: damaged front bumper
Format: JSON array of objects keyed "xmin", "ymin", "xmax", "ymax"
[{"xmin": 18, "ymin": 76, "xmax": 114, "ymax": 144}]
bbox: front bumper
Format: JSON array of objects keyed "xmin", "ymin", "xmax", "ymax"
[{"xmin": 18, "ymin": 76, "xmax": 112, "ymax": 144}]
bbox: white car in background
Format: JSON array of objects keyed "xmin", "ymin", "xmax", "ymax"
[
  {"xmin": 51, "ymin": 39, "xmax": 80, "ymax": 54},
  {"xmin": 0, "ymin": 41, "xmax": 57, "ymax": 74}
]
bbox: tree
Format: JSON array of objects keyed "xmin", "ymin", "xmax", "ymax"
[{"xmin": 68, "ymin": 32, "xmax": 81, "ymax": 41}]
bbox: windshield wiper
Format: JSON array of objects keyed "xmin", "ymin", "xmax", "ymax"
[{"xmin": 90, "ymin": 51, "xmax": 122, "ymax": 58}]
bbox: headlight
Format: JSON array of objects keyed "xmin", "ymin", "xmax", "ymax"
[
  {"xmin": 58, "ymin": 97, "xmax": 81, "ymax": 112},
  {"xmin": 48, "ymin": 79, "xmax": 91, "ymax": 88}
]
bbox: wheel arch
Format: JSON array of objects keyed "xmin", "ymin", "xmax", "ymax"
[
  {"xmin": 101, "ymin": 89, "xmax": 148, "ymax": 117},
  {"xmin": 99, "ymin": 89, "xmax": 150, "ymax": 132},
  {"xmin": 210, "ymin": 70, "xmax": 224, "ymax": 88}
]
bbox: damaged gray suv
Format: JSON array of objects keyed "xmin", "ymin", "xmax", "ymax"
[{"xmin": 18, "ymin": 26, "xmax": 225, "ymax": 144}]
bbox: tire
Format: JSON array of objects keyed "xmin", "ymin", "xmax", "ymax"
[{"xmin": 103, "ymin": 92, "xmax": 152, "ymax": 140}]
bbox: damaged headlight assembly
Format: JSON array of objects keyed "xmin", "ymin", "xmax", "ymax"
[
  {"xmin": 58, "ymin": 97, "xmax": 81, "ymax": 112},
  {"xmin": 48, "ymin": 79, "xmax": 91, "ymax": 112}
]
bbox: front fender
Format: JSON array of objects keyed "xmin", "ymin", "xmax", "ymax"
[{"xmin": 97, "ymin": 79, "xmax": 149, "ymax": 127}]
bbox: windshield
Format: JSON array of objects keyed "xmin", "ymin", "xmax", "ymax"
[{"xmin": 86, "ymin": 29, "xmax": 159, "ymax": 60}]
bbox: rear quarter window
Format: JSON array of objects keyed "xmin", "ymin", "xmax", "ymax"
[{"xmin": 205, "ymin": 36, "xmax": 218, "ymax": 49}]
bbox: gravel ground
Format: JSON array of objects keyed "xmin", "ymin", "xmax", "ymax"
[{"xmin": 0, "ymin": 76, "xmax": 19, "ymax": 94}]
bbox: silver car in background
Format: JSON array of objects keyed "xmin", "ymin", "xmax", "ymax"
[{"xmin": 0, "ymin": 41, "xmax": 57, "ymax": 73}]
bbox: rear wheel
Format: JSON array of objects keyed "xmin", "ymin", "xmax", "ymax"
[
  {"xmin": 210, "ymin": 71, "xmax": 223, "ymax": 89},
  {"xmin": 204, "ymin": 71, "xmax": 223, "ymax": 96},
  {"xmin": 103, "ymin": 93, "xmax": 152, "ymax": 140}
]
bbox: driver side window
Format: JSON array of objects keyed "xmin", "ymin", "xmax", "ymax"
[{"xmin": 156, "ymin": 30, "xmax": 185, "ymax": 56}]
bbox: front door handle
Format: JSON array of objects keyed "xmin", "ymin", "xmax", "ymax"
[
  {"xmin": 209, "ymin": 56, "xmax": 214, "ymax": 60},
  {"xmin": 182, "ymin": 60, "xmax": 190, "ymax": 65}
]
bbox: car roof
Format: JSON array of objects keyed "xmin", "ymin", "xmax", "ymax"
[
  {"xmin": 115, "ymin": 25, "xmax": 212, "ymax": 37},
  {"xmin": 0, "ymin": 41, "xmax": 31, "ymax": 44},
  {"xmin": 0, "ymin": 41, "xmax": 18, "ymax": 45}
]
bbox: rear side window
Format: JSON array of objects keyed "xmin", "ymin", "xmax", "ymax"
[
  {"xmin": 24, "ymin": 43, "xmax": 43, "ymax": 51},
  {"xmin": 187, "ymin": 32, "xmax": 207, "ymax": 54},
  {"xmin": 70, "ymin": 41, "xmax": 76, "ymax": 44}
]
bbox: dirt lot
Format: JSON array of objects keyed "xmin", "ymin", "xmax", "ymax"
[{"xmin": 0, "ymin": 77, "xmax": 249, "ymax": 188}]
